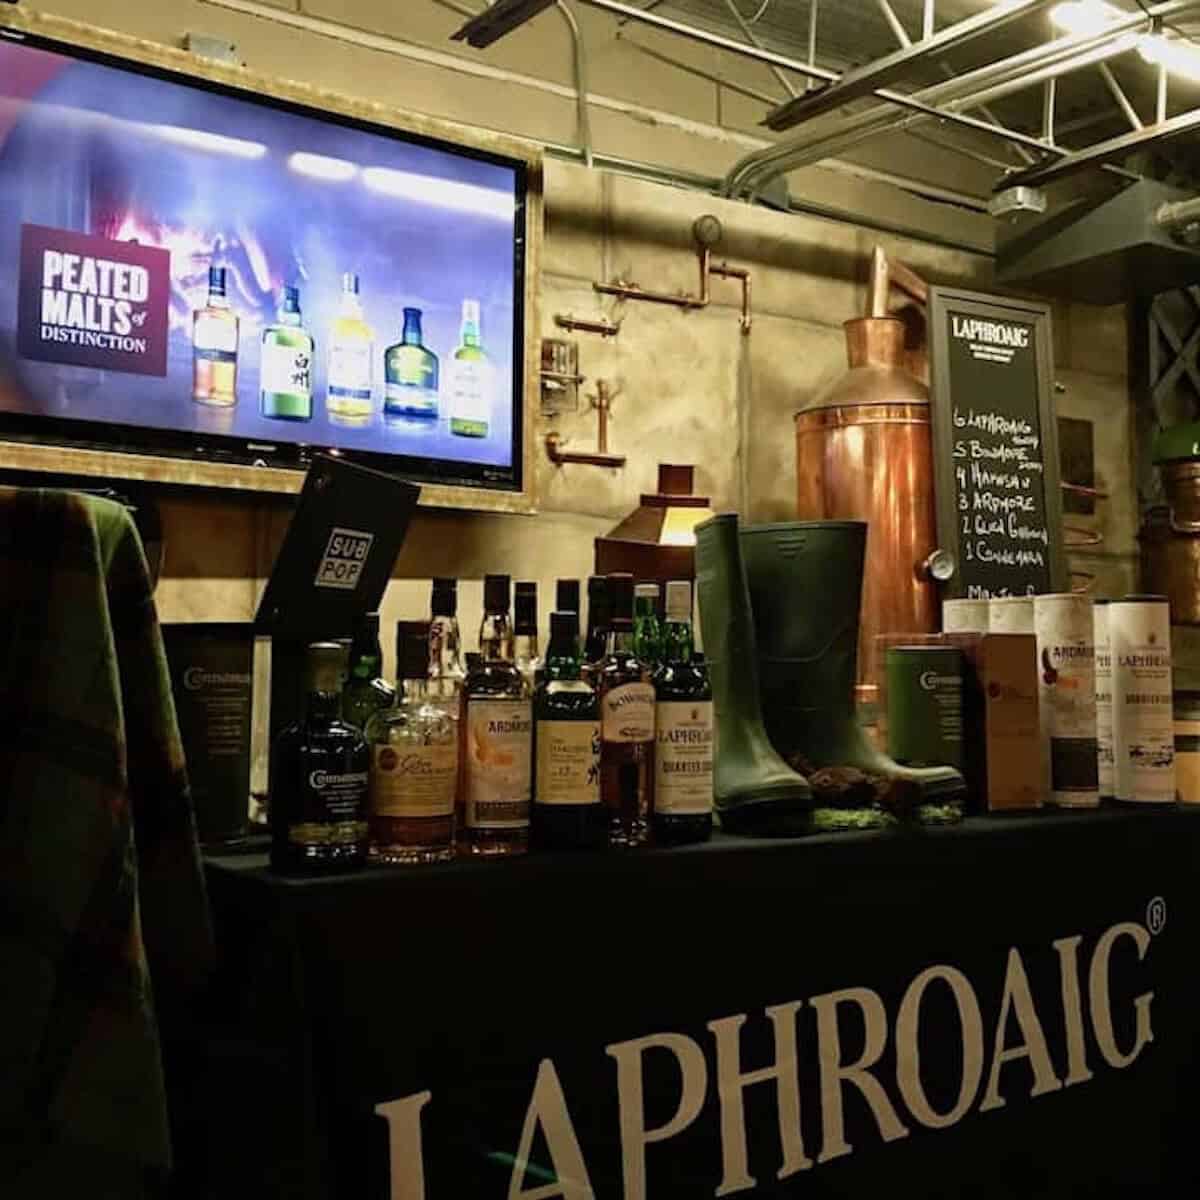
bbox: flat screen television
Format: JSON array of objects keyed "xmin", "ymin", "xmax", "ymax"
[{"xmin": 0, "ymin": 13, "xmax": 538, "ymax": 505}]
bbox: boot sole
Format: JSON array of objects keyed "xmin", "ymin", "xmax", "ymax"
[{"xmin": 717, "ymin": 787, "xmax": 815, "ymax": 838}]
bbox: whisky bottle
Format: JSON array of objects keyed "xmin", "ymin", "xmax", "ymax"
[
  {"xmin": 366, "ymin": 621, "xmax": 457, "ymax": 864},
  {"xmin": 514, "ymin": 580, "xmax": 542, "ymax": 690},
  {"xmin": 556, "ymin": 579, "xmax": 581, "ymax": 622},
  {"xmin": 653, "ymin": 581, "xmax": 714, "ymax": 846},
  {"xmin": 429, "ymin": 577, "xmax": 466, "ymax": 705},
  {"xmin": 448, "ymin": 299, "xmax": 491, "ymax": 439},
  {"xmin": 460, "ymin": 573, "xmax": 532, "ymax": 856},
  {"xmin": 193, "ymin": 266, "xmax": 239, "ymax": 407},
  {"xmin": 534, "ymin": 611, "xmax": 604, "ymax": 851},
  {"xmin": 384, "ymin": 306, "xmax": 439, "ymax": 421},
  {"xmin": 270, "ymin": 642, "xmax": 370, "ymax": 874},
  {"xmin": 342, "ymin": 611, "xmax": 395, "ymax": 731},
  {"xmin": 260, "ymin": 285, "xmax": 314, "ymax": 421},
  {"xmin": 584, "ymin": 575, "xmax": 611, "ymax": 670},
  {"xmin": 597, "ymin": 574, "xmax": 655, "ymax": 848},
  {"xmin": 327, "ymin": 272, "xmax": 374, "ymax": 421},
  {"xmin": 634, "ymin": 582, "xmax": 664, "ymax": 669}
]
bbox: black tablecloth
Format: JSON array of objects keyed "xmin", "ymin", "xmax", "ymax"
[{"xmin": 194, "ymin": 808, "xmax": 1200, "ymax": 1199}]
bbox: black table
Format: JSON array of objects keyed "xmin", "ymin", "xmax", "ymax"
[{"xmin": 193, "ymin": 808, "xmax": 1200, "ymax": 1199}]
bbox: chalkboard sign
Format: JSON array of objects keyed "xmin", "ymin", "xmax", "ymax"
[{"xmin": 929, "ymin": 287, "xmax": 1067, "ymax": 600}]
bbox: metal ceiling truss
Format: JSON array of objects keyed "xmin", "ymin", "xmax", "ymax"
[{"xmin": 453, "ymin": 0, "xmax": 1200, "ymax": 206}]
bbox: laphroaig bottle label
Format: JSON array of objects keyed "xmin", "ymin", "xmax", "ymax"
[
  {"xmin": 371, "ymin": 743, "xmax": 457, "ymax": 819},
  {"xmin": 1095, "ymin": 613, "xmax": 1114, "ymax": 798},
  {"xmin": 290, "ymin": 769, "xmax": 369, "ymax": 847},
  {"xmin": 655, "ymin": 701, "xmax": 714, "ymax": 815},
  {"xmin": 1113, "ymin": 631, "xmax": 1175, "ymax": 804},
  {"xmin": 602, "ymin": 682, "xmax": 655, "ymax": 744},
  {"xmin": 464, "ymin": 699, "xmax": 532, "ymax": 828},
  {"xmin": 262, "ymin": 341, "xmax": 312, "ymax": 399},
  {"xmin": 536, "ymin": 721, "xmax": 600, "ymax": 806}
]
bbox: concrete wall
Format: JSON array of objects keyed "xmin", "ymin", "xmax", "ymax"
[{"xmin": 12, "ymin": 3, "xmax": 1139, "ymax": 670}]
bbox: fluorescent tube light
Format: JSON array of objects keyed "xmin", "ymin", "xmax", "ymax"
[
  {"xmin": 148, "ymin": 124, "xmax": 267, "ymax": 158},
  {"xmin": 288, "ymin": 152, "xmax": 358, "ymax": 181},
  {"xmin": 1049, "ymin": 1, "xmax": 1126, "ymax": 34},
  {"xmin": 1138, "ymin": 32, "xmax": 1200, "ymax": 81},
  {"xmin": 361, "ymin": 167, "xmax": 514, "ymax": 219}
]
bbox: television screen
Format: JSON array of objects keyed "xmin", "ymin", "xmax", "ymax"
[{"xmin": 0, "ymin": 26, "xmax": 528, "ymax": 491}]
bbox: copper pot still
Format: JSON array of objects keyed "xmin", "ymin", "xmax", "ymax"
[
  {"xmin": 1141, "ymin": 461, "xmax": 1200, "ymax": 624},
  {"xmin": 795, "ymin": 249, "xmax": 939, "ymax": 706}
]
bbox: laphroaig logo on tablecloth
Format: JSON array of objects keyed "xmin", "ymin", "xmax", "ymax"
[{"xmin": 17, "ymin": 224, "xmax": 170, "ymax": 375}]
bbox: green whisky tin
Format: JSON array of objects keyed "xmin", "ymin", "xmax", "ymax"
[{"xmin": 886, "ymin": 646, "xmax": 965, "ymax": 771}]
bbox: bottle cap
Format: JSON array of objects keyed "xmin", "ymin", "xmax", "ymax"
[
  {"xmin": 608, "ymin": 573, "xmax": 635, "ymax": 626},
  {"xmin": 307, "ymin": 641, "xmax": 346, "ymax": 693},
  {"xmin": 665, "ymin": 580, "xmax": 692, "ymax": 624},
  {"xmin": 556, "ymin": 578, "xmax": 581, "ymax": 614},
  {"xmin": 209, "ymin": 265, "xmax": 226, "ymax": 292},
  {"xmin": 283, "ymin": 285, "xmax": 299, "ymax": 308},
  {"xmin": 342, "ymin": 271, "xmax": 360, "ymax": 295},
  {"xmin": 587, "ymin": 575, "xmax": 611, "ymax": 620},
  {"xmin": 431, "ymin": 577, "xmax": 457, "ymax": 618},
  {"xmin": 514, "ymin": 581, "xmax": 537, "ymax": 635},
  {"xmin": 396, "ymin": 620, "xmax": 432, "ymax": 681},
  {"xmin": 550, "ymin": 611, "xmax": 577, "ymax": 645},
  {"xmin": 484, "ymin": 573, "xmax": 510, "ymax": 614},
  {"xmin": 404, "ymin": 306, "xmax": 421, "ymax": 321},
  {"xmin": 635, "ymin": 582, "xmax": 660, "ymax": 601},
  {"xmin": 463, "ymin": 298, "xmax": 481, "ymax": 322}
]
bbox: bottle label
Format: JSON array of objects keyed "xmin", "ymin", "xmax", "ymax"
[
  {"xmin": 449, "ymin": 359, "xmax": 491, "ymax": 437},
  {"xmin": 289, "ymin": 768, "xmax": 370, "ymax": 848},
  {"xmin": 371, "ymin": 742, "xmax": 457, "ymax": 819},
  {"xmin": 385, "ymin": 381, "xmax": 438, "ymax": 416},
  {"xmin": 262, "ymin": 340, "xmax": 312, "ymax": 398},
  {"xmin": 655, "ymin": 701, "xmax": 714, "ymax": 814},
  {"xmin": 602, "ymin": 682, "xmax": 655, "ymax": 744},
  {"xmin": 329, "ymin": 341, "xmax": 372, "ymax": 399},
  {"xmin": 464, "ymin": 698, "xmax": 532, "ymax": 828},
  {"xmin": 194, "ymin": 311, "xmax": 237, "ymax": 357},
  {"xmin": 536, "ymin": 721, "xmax": 600, "ymax": 806}
]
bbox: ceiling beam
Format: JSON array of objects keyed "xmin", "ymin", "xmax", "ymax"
[{"xmin": 761, "ymin": 0, "xmax": 1058, "ymax": 131}]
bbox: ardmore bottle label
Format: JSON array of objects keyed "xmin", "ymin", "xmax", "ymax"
[
  {"xmin": 371, "ymin": 743, "xmax": 457, "ymax": 819},
  {"xmin": 536, "ymin": 721, "xmax": 600, "ymax": 806},
  {"xmin": 464, "ymin": 698, "xmax": 532, "ymax": 829},
  {"xmin": 655, "ymin": 701, "xmax": 714, "ymax": 815},
  {"xmin": 601, "ymin": 683, "xmax": 655, "ymax": 745}
]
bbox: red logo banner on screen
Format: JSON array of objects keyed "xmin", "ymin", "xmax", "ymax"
[{"xmin": 17, "ymin": 224, "xmax": 170, "ymax": 376}]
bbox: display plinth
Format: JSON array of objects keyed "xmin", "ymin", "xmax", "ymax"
[{"xmin": 190, "ymin": 807, "xmax": 1200, "ymax": 1200}]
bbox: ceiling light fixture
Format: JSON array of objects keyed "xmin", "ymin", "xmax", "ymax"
[
  {"xmin": 147, "ymin": 125, "xmax": 267, "ymax": 158},
  {"xmin": 361, "ymin": 167, "xmax": 515, "ymax": 219},
  {"xmin": 1138, "ymin": 31, "xmax": 1200, "ymax": 81},
  {"xmin": 451, "ymin": 0, "xmax": 558, "ymax": 48},
  {"xmin": 1048, "ymin": 0, "xmax": 1126, "ymax": 35},
  {"xmin": 287, "ymin": 152, "xmax": 358, "ymax": 181}
]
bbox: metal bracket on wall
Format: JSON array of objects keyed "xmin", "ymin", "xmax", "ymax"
[
  {"xmin": 555, "ymin": 312, "xmax": 622, "ymax": 338},
  {"xmin": 545, "ymin": 379, "xmax": 626, "ymax": 469},
  {"xmin": 593, "ymin": 215, "xmax": 753, "ymax": 334}
]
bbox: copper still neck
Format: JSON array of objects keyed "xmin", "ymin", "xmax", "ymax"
[{"xmin": 844, "ymin": 317, "xmax": 907, "ymax": 371}]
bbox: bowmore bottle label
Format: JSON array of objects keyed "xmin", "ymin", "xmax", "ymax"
[
  {"xmin": 602, "ymin": 683, "xmax": 655, "ymax": 744},
  {"xmin": 655, "ymin": 701, "xmax": 714, "ymax": 814},
  {"xmin": 464, "ymin": 699, "xmax": 532, "ymax": 829},
  {"xmin": 536, "ymin": 721, "xmax": 600, "ymax": 807},
  {"xmin": 371, "ymin": 743, "xmax": 457, "ymax": 819}
]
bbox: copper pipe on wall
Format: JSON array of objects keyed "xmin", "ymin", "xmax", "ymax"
[{"xmin": 796, "ymin": 249, "xmax": 939, "ymax": 706}]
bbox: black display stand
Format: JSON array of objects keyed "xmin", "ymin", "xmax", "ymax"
[
  {"xmin": 254, "ymin": 454, "xmax": 420, "ymax": 745},
  {"xmin": 190, "ymin": 808, "xmax": 1200, "ymax": 1200}
]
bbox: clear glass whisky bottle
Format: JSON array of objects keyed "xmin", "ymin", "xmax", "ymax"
[
  {"xmin": 193, "ymin": 265, "xmax": 239, "ymax": 407},
  {"xmin": 260, "ymin": 285, "xmax": 314, "ymax": 421},
  {"xmin": 448, "ymin": 298, "xmax": 491, "ymax": 439},
  {"xmin": 597, "ymin": 573, "xmax": 655, "ymax": 848},
  {"xmin": 366, "ymin": 621, "xmax": 457, "ymax": 864},
  {"xmin": 384, "ymin": 306, "xmax": 440, "ymax": 421},
  {"xmin": 327, "ymin": 271, "xmax": 374, "ymax": 422},
  {"xmin": 534, "ymin": 611, "xmax": 604, "ymax": 851},
  {"xmin": 270, "ymin": 641, "xmax": 370, "ymax": 874},
  {"xmin": 653, "ymin": 581, "xmax": 714, "ymax": 846},
  {"xmin": 429, "ymin": 577, "xmax": 466, "ymax": 706},
  {"xmin": 460, "ymin": 573, "xmax": 532, "ymax": 856},
  {"xmin": 634, "ymin": 582, "xmax": 664, "ymax": 669},
  {"xmin": 342, "ymin": 611, "xmax": 395, "ymax": 732},
  {"xmin": 514, "ymin": 580, "xmax": 542, "ymax": 691}
]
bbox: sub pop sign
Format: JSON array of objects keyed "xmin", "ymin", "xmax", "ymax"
[
  {"xmin": 377, "ymin": 915, "xmax": 1159, "ymax": 1198},
  {"xmin": 18, "ymin": 223, "xmax": 171, "ymax": 375}
]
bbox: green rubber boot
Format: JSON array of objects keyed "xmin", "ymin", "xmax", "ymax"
[
  {"xmin": 739, "ymin": 520, "xmax": 966, "ymax": 827},
  {"xmin": 695, "ymin": 514, "xmax": 814, "ymax": 836}
]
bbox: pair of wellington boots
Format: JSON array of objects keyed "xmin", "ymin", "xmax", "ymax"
[{"xmin": 694, "ymin": 514, "xmax": 966, "ymax": 837}]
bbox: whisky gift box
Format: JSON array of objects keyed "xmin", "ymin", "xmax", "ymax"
[
  {"xmin": 942, "ymin": 632, "xmax": 1042, "ymax": 813},
  {"xmin": 163, "ymin": 622, "xmax": 254, "ymax": 845}
]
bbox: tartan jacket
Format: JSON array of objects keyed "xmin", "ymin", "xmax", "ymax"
[{"xmin": 0, "ymin": 488, "xmax": 213, "ymax": 1188}]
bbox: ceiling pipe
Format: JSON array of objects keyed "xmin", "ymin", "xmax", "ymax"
[
  {"xmin": 1157, "ymin": 195, "xmax": 1200, "ymax": 231},
  {"xmin": 724, "ymin": 0, "xmax": 1200, "ymax": 196}
]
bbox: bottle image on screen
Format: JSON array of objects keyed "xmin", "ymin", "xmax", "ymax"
[
  {"xmin": 260, "ymin": 286, "xmax": 314, "ymax": 421},
  {"xmin": 327, "ymin": 272, "xmax": 375, "ymax": 421},
  {"xmin": 193, "ymin": 266, "xmax": 239, "ymax": 407},
  {"xmin": 449, "ymin": 298, "xmax": 492, "ymax": 439},
  {"xmin": 384, "ymin": 307, "xmax": 439, "ymax": 421}
]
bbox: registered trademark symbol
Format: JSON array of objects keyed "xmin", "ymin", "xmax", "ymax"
[{"xmin": 1146, "ymin": 897, "xmax": 1167, "ymax": 936}]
